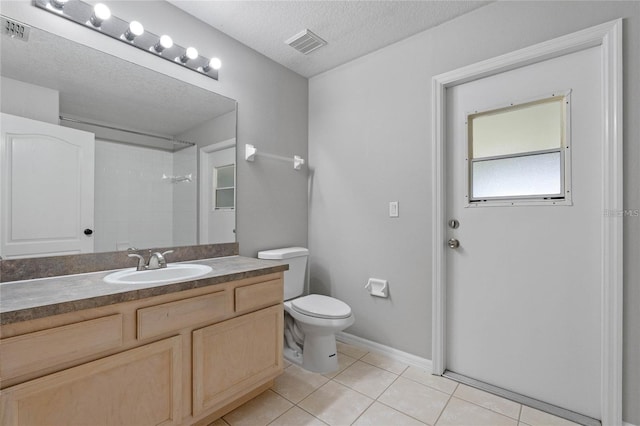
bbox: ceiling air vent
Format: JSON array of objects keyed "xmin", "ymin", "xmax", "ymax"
[
  {"xmin": 285, "ymin": 29, "xmax": 327, "ymax": 55},
  {"xmin": 1, "ymin": 17, "xmax": 30, "ymax": 42}
]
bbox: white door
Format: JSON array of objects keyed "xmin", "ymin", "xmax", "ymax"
[
  {"xmin": 1, "ymin": 113, "xmax": 95, "ymax": 258},
  {"xmin": 445, "ymin": 46, "xmax": 602, "ymax": 418},
  {"xmin": 199, "ymin": 140, "xmax": 235, "ymax": 244}
]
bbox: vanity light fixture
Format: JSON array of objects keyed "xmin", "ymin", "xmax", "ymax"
[{"xmin": 35, "ymin": 0, "xmax": 220, "ymax": 80}]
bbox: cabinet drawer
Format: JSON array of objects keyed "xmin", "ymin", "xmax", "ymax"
[
  {"xmin": 137, "ymin": 291, "xmax": 228, "ymax": 340},
  {"xmin": 0, "ymin": 314, "xmax": 123, "ymax": 381},
  {"xmin": 234, "ymin": 279, "xmax": 283, "ymax": 313}
]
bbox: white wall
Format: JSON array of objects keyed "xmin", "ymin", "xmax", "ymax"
[
  {"xmin": 308, "ymin": 1, "xmax": 639, "ymax": 424},
  {"xmin": 0, "ymin": 0, "xmax": 309, "ymax": 257},
  {"xmin": 0, "ymin": 77, "xmax": 59, "ymax": 123},
  {"xmin": 179, "ymin": 110, "xmax": 237, "ymax": 150}
]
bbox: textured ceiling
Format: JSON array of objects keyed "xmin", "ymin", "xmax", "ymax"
[{"xmin": 169, "ymin": 0, "xmax": 491, "ymax": 78}]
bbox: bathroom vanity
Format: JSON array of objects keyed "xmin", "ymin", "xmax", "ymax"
[{"xmin": 0, "ymin": 253, "xmax": 287, "ymax": 425}]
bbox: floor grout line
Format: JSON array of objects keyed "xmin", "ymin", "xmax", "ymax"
[
  {"xmin": 432, "ymin": 382, "xmax": 459, "ymax": 426},
  {"xmin": 348, "ymin": 398, "xmax": 377, "ymax": 426},
  {"xmin": 373, "ymin": 399, "xmax": 432, "ymax": 425},
  {"xmin": 518, "ymin": 402, "xmax": 524, "ymax": 423},
  {"xmin": 451, "ymin": 394, "xmax": 523, "ymax": 422}
]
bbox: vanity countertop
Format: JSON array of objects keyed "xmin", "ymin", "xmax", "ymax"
[{"xmin": 0, "ymin": 256, "xmax": 287, "ymax": 326}]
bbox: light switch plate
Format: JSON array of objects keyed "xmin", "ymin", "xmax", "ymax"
[{"xmin": 389, "ymin": 201, "xmax": 399, "ymax": 217}]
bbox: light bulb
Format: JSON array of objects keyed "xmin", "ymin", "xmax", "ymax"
[
  {"xmin": 186, "ymin": 47, "xmax": 198, "ymax": 60},
  {"xmin": 208, "ymin": 57, "xmax": 222, "ymax": 70},
  {"xmin": 160, "ymin": 35, "xmax": 173, "ymax": 49},
  {"xmin": 153, "ymin": 35, "xmax": 173, "ymax": 53},
  {"xmin": 180, "ymin": 47, "xmax": 198, "ymax": 63},
  {"xmin": 94, "ymin": 4, "xmax": 111, "ymax": 20},
  {"xmin": 90, "ymin": 3, "xmax": 111, "ymax": 27},
  {"xmin": 203, "ymin": 57, "xmax": 222, "ymax": 72},
  {"xmin": 124, "ymin": 20, "xmax": 144, "ymax": 41}
]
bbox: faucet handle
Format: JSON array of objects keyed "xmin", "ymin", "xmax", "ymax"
[{"xmin": 128, "ymin": 253, "xmax": 147, "ymax": 271}]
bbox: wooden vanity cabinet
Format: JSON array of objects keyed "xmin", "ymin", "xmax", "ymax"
[{"xmin": 0, "ymin": 272, "xmax": 284, "ymax": 426}]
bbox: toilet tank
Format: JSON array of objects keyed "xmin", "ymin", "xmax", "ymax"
[{"xmin": 257, "ymin": 247, "xmax": 309, "ymax": 300}]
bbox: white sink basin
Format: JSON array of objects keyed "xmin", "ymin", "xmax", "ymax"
[{"xmin": 104, "ymin": 264, "xmax": 213, "ymax": 285}]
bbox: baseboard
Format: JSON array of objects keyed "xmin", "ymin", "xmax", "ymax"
[
  {"xmin": 336, "ymin": 332, "xmax": 432, "ymax": 371},
  {"xmin": 624, "ymin": 422, "xmax": 638, "ymax": 426}
]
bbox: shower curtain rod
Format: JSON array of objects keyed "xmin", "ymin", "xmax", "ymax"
[{"xmin": 59, "ymin": 115, "xmax": 196, "ymax": 146}]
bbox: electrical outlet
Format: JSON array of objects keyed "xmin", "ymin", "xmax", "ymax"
[{"xmin": 389, "ymin": 201, "xmax": 399, "ymax": 217}]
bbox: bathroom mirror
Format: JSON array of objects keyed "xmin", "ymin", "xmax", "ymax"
[{"xmin": 0, "ymin": 23, "xmax": 237, "ymax": 259}]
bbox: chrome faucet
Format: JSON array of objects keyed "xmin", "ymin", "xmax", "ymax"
[
  {"xmin": 148, "ymin": 250, "xmax": 173, "ymax": 269},
  {"xmin": 128, "ymin": 250, "xmax": 174, "ymax": 271}
]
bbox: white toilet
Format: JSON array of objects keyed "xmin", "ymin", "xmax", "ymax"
[{"xmin": 258, "ymin": 247, "xmax": 355, "ymax": 373}]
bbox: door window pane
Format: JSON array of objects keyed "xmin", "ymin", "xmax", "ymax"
[
  {"xmin": 471, "ymin": 97, "xmax": 564, "ymax": 158},
  {"xmin": 472, "ymin": 151, "xmax": 562, "ymax": 199}
]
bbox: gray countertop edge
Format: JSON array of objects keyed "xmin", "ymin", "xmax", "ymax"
[{"xmin": 0, "ymin": 257, "xmax": 288, "ymax": 326}]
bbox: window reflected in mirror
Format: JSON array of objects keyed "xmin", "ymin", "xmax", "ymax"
[{"xmin": 214, "ymin": 164, "xmax": 235, "ymax": 210}]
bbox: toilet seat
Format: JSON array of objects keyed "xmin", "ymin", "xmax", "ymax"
[{"xmin": 291, "ymin": 294, "xmax": 352, "ymax": 319}]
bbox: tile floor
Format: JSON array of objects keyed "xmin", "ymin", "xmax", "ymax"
[{"xmin": 210, "ymin": 341, "xmax": 580, "ymax": 426}]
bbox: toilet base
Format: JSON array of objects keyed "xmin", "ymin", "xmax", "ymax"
[
  {"xmin": 302, "ymin": 334, "xmax": 339, "ymax": 373},
  {"xmin": 282, "ymin": 300, "xmax": 355, "ymax": 374},
  {"xmin": 283, "ymin": 334, "xmax": 339, "ymax": 374},
  {"xmin": 283, "ymin": 346, "xmax": 303, "ymax": 367}
]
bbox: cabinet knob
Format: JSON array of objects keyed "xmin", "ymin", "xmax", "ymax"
[{"xmin": 84, "ymin": 228, "xmax": 94, "ymax": 236}]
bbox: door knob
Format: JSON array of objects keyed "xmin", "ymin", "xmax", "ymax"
[{"xmin": 448, "ymin": 238, "xmax": 460, "ymax": 249}]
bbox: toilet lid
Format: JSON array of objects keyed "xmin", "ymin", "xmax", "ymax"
[{"xmin": 291, "ymin": 295, "xmax": 352, "ymax": 319}]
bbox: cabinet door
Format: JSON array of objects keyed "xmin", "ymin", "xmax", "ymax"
[
  {"xmin": 0, "ymin": 336, "xmax": 182, "ymax": 426},
  {"xmin": 193, "ymin": 304, "xmax": 283, "ymax": 415},
  {"xmin": 0, "ymin": 113, "xmax": 95, "ymax": 259}
]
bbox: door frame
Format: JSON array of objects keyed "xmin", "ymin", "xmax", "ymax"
[
  {"xmin": 198, "ymin": 138, "xmax": 236, "ymax": 244},
  {"xmin": 430, "ymin": 20, "xmax": 623, "ymax": 425}
]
